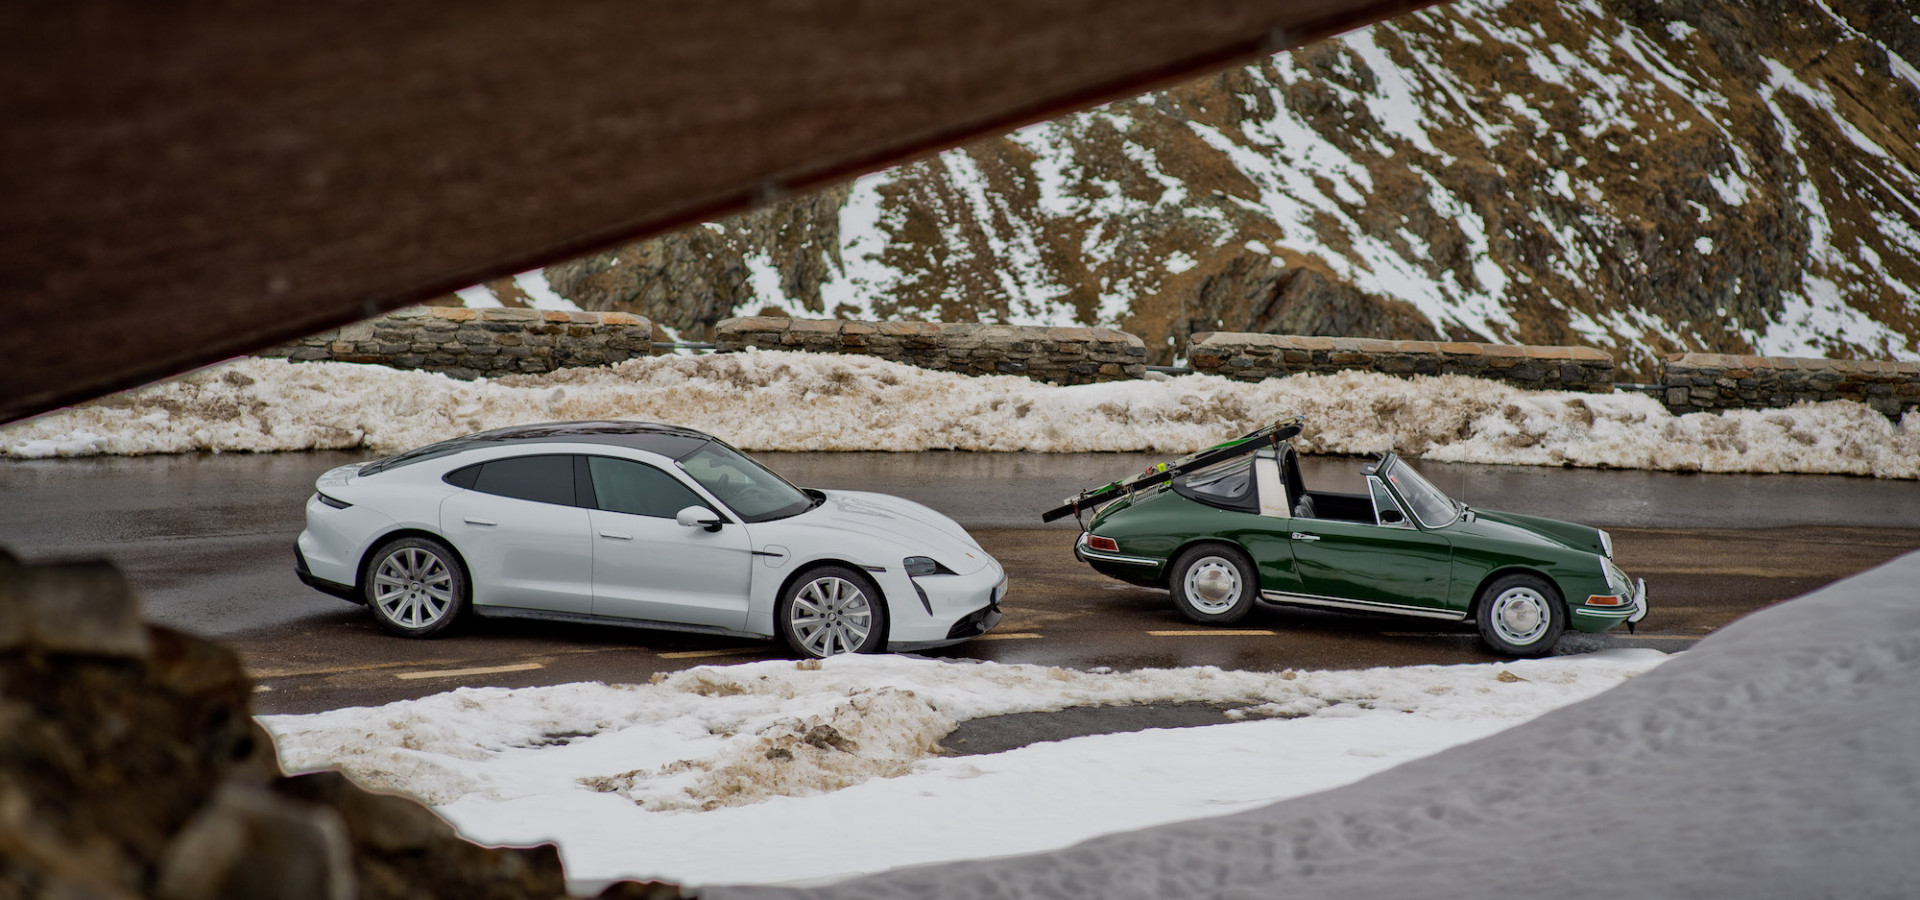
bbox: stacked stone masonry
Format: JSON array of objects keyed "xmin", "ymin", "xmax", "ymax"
[
  {"xmin": 1187, "ymin": 332, "xmax": 1618, "ymax": 393},
  {"xmin": 252, "ymin": 311, "xmax": 1918, "ymax": 419},
  {"xmin": 261, "ymin": 307, "xmax": 654, "ymax": 380},
  {"xmin": 715, "ymin": 316, "xmax": 1148, "ymax": 384},
  {"xmin": 1662, "ymin": 352, "xmax": 1920, "ymax": 418}
]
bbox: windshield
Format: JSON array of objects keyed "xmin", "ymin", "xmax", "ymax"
[
  {"xmin": 1384, "ymin": 457, "xmax": 1459, "ymax": 527},
  {"xmin": 677, "ymin": 442, "xmax": 814, "ymax": 522}
]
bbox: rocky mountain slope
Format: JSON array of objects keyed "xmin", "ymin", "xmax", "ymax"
[{"xmin": 521, "ymin": 0, "xmax": 1920, "ymax": 378}]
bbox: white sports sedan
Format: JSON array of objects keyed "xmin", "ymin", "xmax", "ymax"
[{"xmin": 295, "ymin": 421, "xmax": 1006, "ymax": 657}]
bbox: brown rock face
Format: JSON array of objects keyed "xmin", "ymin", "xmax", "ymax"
[
  {"xmin": 0, "ymin": 549, "xmax": 678, "ymax": 900},
  {"xmin": 524, "ymin": 0, "xmax": 1920, "ymax": 379}
]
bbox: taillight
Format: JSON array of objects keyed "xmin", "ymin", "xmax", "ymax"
[
  {"xmin": 1087, "ymin": 535, "xmax": 1119, "ymax": 552},
  {"xmin": 1585, "ymin": 594, "xmax": 1624, "ymax": 607}
]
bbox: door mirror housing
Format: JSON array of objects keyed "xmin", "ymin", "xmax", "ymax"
[{"xmin": 676, "ymin": 506, "xmax": 724, "ymax": 532}]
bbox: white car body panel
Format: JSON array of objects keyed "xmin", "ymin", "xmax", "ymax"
[
  {"xmin": 294, "ymin": 422, "xmax": 1003, "ymax": 654},
  {"xmin": 443, "ymin": 490, "xmax": 594, "ymax": 614},
  {"xmin": 588, "ymin": 507, "xmax": 753, "ymax": 629}
]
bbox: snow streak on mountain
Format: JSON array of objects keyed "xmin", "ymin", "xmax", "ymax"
[{"xmin": 535, "ymin": 0, "xmax": 1920, "ymax": 376}]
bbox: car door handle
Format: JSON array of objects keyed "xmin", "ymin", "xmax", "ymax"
[
  {"xmin": 599, "ymin": 531, "xmax": 633, "ymax": 540},
  {"xmin": 1291, "ymin": 532, "xmax": 1320, "ymax": 542},
  {"xmin": 464, "ymin": 517, "xmax": 497, "ymax": 526}
]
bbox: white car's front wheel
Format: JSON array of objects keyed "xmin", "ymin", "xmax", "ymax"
[{"xmin": 778, "ymin": 566, "xmax": 888, "ymax": 658}]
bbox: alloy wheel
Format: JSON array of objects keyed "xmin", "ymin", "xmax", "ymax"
[
  {"xmin": 372, "ymin": 547, "xmax": 456, "ymax": 630},
  {"xmin": 789, "ymin": 575, "xmax": 874, "ymax": 657}
]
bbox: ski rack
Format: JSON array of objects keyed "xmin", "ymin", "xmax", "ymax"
[{"xmin": 1039, "ymin": 416, "xmax": 1305, "ymax": 523}]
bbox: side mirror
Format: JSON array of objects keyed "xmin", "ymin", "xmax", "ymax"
[
  {"xmin": 1380, "ymin": 509, "xmax": 1405, "ymax": 525},
  {"xmin": 676, "ymin": 506, "xmax": 724, "ymax": 532}
]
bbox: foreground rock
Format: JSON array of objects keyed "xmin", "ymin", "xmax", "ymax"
[{"xmin": 0, "ymin": 549, "xmax": 684, "ymax": 900}]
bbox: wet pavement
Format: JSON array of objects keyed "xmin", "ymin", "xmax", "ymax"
[{"xmin": 3, "ymin": 450, "xmax": 1918, "ymax": 723}]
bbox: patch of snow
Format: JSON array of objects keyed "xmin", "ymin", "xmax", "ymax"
[
  {"xmin": 261, "ymin": 651, "xmax": 1666, "ymax": 890},
  {"xmin": 707, "ymin": 552, "xmax": 1920, "ymax": 899},
  {"xmin": 454, "ymin": 285, "xmax": 503, "ymax": 308},
  {"xmin": 5, "ymin": 355, "xmax": 1915, "ymax": 478}
]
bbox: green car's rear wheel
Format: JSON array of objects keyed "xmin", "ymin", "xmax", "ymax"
[
  {"xmin": 1475, "ymin": 573, "xmax": 1565, "ymax": 658},
  {"xmin": 1170, "ymin": 544, "xmax": 1258, "ymax": 625}
]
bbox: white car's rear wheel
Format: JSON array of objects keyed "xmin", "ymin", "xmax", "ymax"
[
  {"xmin": 778, "ymin": 566, "xmax": 887, "ymax": 658},
  {"xmin": 365, "ymin": 537, "xmax": 467, "ymax": 637}
]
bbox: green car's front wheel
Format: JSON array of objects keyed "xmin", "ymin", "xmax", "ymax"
[
  {"xmin": 1475, "ymin": 573, "xmax": 1566, "ymax": 658},
  {"xmin": 1170, "ymin": 544, "xmax": 1258, "ymax": 625}
]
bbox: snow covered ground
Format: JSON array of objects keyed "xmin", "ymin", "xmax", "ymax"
[
  {"xmin": 256, "ymin": 549, "xmax": 1920, "ymax": 898},
  {"xmin": 5, "ymin": 353, "xmax": 1916, "ymax": 478},
  {"xmin": 260, "ymin": 650, "xmax": 1668, "ymax": 892},
  {"xmin": 699, "ymin": 549, "xmax": 1920, "ymax": 900}
]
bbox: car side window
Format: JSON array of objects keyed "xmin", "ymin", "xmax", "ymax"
[
  {"xmin": 587, "ymin": 456, "xmax": 708, "ymax": 519},
  {"xmin": 467, "ymin": 454, "xmax": 579, "ymax": 506},
  {"xmin": 1368, "ymin": 477, "xmax": 1414, "ymax": 529}
]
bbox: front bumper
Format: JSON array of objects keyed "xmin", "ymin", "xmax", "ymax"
[
  {"xmin": 884, "ymin": 563, "xmax": 1007, "ymax": 652},
  {"xmin": 1572, "ymin": 578, "xmax": 1647, "ymax": 631}
]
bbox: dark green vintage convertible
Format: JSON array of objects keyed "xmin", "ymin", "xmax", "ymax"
[{"xmin": 1067, "ymin": 424, "xmax": 1647, "ymax": 657}]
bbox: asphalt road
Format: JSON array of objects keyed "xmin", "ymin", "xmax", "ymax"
[{"xmin": 3, "ymin": 450, "xmax": 1918, "ymax": 716}]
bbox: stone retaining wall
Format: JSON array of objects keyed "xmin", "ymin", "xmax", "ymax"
[
  {"xmin": 714, "ymin": 316, "xmax": 1147, "ymax": 384},
  {"xmin": 1187, "ymin": 332, "xmax": 1617, "ymax": 392},
  {"xmin": 261, "ymin": 306, "xmax": 654, "ymax": 379},
  {"xmin": 1662, "ymin": 352, "xmax": 1920, "ymax": 418}
]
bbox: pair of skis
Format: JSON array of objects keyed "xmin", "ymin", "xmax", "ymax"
[{"xmin": 1038, "ymin": 416, "xmax": 1305, "ymax": 523}]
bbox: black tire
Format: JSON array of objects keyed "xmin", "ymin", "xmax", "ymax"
[
  {"xmin": 777, "ymin": 565, "xmax": 889, "ymax": 658},
  {"xmin": 364, "ymin": 537, "xmax": 468, "ymax": 638},
  {"xmin": 1474, "ymin": 573, "xmax": 1566, "ymax": 658},
  {"xmin": 1169, "ymin": 544, "xmax": 1259, "ymax": 625}
]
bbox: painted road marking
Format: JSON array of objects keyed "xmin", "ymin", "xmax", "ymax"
[
  {"xmin": 251, "ymin": 660, "xmax": 443, "ymax": 679},
  {"xmin": 974, "ymin": 632, "xmax": 1042, "ymax": 641},
  {"xmin": 395, "ymin": 662, "xmax": 545, "ymax": 681},
  {"xmin": 658, "ymin": 648, "xmax": 765, "ymax": 660},
  {"xmin": 1147, "ymin": 629, "xmax": 1277, "ymax": 637}
]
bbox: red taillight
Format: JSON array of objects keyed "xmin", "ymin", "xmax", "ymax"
[
  {"xmin": 1087, "ymin": 535, "xmax": 1119, "ymax": 552},
  {"xmin": 1585, "ymin": 594, "xmax": 1625, "ymax": 607}
]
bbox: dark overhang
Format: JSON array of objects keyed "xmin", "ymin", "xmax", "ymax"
[{"xmin": 0, "ymin": 0, "xmax": 1437, "ymax": 425}]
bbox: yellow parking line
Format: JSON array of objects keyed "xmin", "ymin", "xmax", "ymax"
[
  {"xmin": 973, "ymin": 632, "xmax": 1042, "ymax": 641},
  {"xmin": 658, "ymin": 648, "xmax": 765, "ymax": 660},
  {"xmin": 1147, "ymin": 629, "xmax": 1277, "ymax": 637},
  {"xmin": 395, "ymin": 662, "xmax": 545, "ymax": 681}
]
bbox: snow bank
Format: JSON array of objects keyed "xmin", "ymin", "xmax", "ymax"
[
  {"xmin": 6, "ymin": 354, "xmax": 1916, "ymax": 478},
  {"xmin": 260, "ymin": 652, "xmax": 1663, "ymax": 887},
  {"xmin": 714, "ymin": 551, "xmax": 1920, "ymax": 900}
]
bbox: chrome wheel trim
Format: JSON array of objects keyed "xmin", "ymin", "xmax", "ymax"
[
  {"xmin": 1490, "ymin": 586, "xmax": 1551, "ymax": 645},
  {"xmin": 372, "ymin": 547, "xmax": 455, "ymax": 630},
  {"xmin": 1183, "ymin": 556, "xmax": 1244, "ymax": 615},
  {"xmin": 790, "ymin": 576, "xmax": 874, "ymax": 657}
]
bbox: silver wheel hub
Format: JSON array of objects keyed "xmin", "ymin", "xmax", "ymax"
[
  {"xmin": 1491, "ymin": 587, "xmax": 1550, "ymax": 645},
  {"xmin": 373, "ymin": 547, "xmax": 455, "ymax": 629},
  {"xmin": 1185, "ymin": 557, "xmax": 1243, "ymax": 614},
  {"xmin": 791, "ymin": 576, "xmax": 874, "ymax": 657}
]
